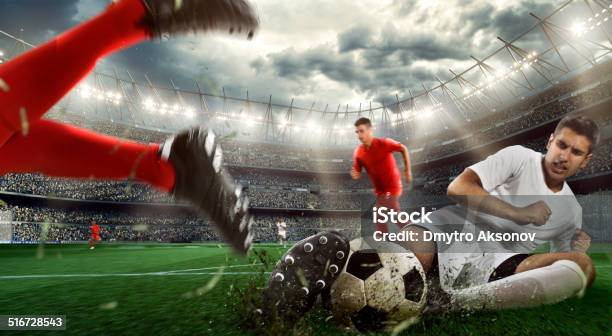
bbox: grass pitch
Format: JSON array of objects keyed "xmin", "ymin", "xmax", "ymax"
[{"xmin": 0, "ymin": 243, "xmax": 610, "ymax": 336}]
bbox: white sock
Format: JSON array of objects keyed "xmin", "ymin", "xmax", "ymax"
[
  {"xmin": 159, "ymin": 136, "xmax": 174, "ymax": 161},
  {"xmin": 449, "ymin": 260, "xmax": 587, "ymax": 312}
]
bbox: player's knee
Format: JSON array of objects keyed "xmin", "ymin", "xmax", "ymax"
[
  {"xmin": 564, "ymin": 252, "xmax": 595, "ymax": 285},
  {"xmin": 567, "ymin": 252, "xmax": 592, "ymax": 272}
]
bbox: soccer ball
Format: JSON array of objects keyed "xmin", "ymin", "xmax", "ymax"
[{"xmin": 329, "ymin": 238, "xmax": 427, "ymax": 332}]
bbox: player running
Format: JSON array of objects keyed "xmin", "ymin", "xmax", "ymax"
[
  {"xmin": 89, "ymin": 220, "xmax": 101, "ymax": 250},
  {"xmin": 276, "ymin": 218, "xmax": 287, "ymax": 245},
  {"xmin": 350, "ymin": 117, "xmax": 412, "ymax": 233},
  {"xmin": 260, "ymin": 113, "xmax": 598, "ymax": 321},
  {"xmin": 0, "ymin": 0, "xmax": 259, "ymax": 254}
]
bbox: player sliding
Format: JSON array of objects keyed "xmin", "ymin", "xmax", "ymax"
[
  {"xmin": 260, "ymin": 113, "xmax": 598, "ymax": 321},
  {"xmin": 351, "ymin": 117, "xmax": 412, "ymax": 233},
  {"xmin": 0, "ymin": 0, "xmax": 259, "ymax": 253}
]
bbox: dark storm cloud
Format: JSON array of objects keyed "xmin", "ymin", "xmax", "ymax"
[
  {"xmin": 337, "ymin": 25, "xmax": 374, "ymax": 53},
  {"xmin": 491, "ymin": 1, "xmax": 556, "ymax": 41},
  {"xmin": 377, "ymin": 29, "xmax": 470, "ymax": 62},
  {"xmin": 0, "ymin": 0, "xmax": 80, "ymax": 42},
  {"xmin": 265, "ymin": 41, "xmax": 448, "ymax": 103},
  {"xmin": 0, "ymin": 0, "xmax": 565, "ymax": 110},
  {"xmin": 264, "ymin": 22, "xmax": 468, "ymax": 103},
  {"xmin": 268, "ymin": 45, "xmax": 369, "ymax": 84}
]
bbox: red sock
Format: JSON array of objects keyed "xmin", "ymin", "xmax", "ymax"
[
  {"xmin": 0, "ymin": 0, "xmax": 148, "ymax": 146},
  {"xmin": 0, "ymin": 120, "xmax": 175, "ymax": 192}
]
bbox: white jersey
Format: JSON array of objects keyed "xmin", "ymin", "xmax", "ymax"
[
  {"xmin": 277, "ymin": 221, "xmax": 287, "ymax": 238},
  {"xmin": 422, "ymin": 145, "xmax": 582, "ymax": 290}
]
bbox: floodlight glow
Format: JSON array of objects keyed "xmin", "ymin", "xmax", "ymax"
[
  {"xmin": 421, "ymin": 108, "xmax": 432, "ymax": 119},
  {"xmin": 143, "ymin": 98, "xmax": 155, "ymax": 110},
  {"xmin": 306, "ymin": 121, "xmax": 317, "ymax": 130},
  {"xmin": 80, "ymin": 85, "xmax": 92, "ymax": 98}
]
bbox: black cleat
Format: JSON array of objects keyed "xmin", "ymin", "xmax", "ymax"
[
  {"xmin": 140, "ymin": 0, "xmax": 259, "ymax": 40},
  {"xmin": 261, "ymin": 231, "xmax": 350, "ymax": 324},
  {"xmin": 162, "ymin": 127, "xmax": 252, "ymax": 254}
]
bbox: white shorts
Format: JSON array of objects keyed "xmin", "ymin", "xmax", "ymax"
[{"xmin": 415, "ymin": 206, "xmax": 520, "ymax": 291}]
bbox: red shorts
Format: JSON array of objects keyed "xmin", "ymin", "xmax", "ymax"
[{"xmin": 91, "ymin": 234, "xmax": 101, "ymax": 241}]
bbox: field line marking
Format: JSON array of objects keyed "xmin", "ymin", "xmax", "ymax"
[
  {"xmin": 0, "ymin": 271, "xmax": 269, "ymax": 279},
  {"xmin": 165, "ymin": 263, "xmax": 263, "ymax": 273}
]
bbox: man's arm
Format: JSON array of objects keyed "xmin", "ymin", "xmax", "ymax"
[
  {"xmin": 350, "ymin": 149, "xmax": 362, "ymax": 180},
  {"xmin": 399, "ymin": 144, "xmax": 412, "ymax": 184},
  {"xmin": 447, "ymin": 168, "xmax": 551, "ymax": 226}
]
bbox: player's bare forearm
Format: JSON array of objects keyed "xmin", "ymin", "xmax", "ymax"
[
  {"xmin": 447, "ymin": 168, "xmax": 522, "ymax": 223},
  {"xmin": 400, "ymin": 145, "xmax": 412, "ymax": 183}
]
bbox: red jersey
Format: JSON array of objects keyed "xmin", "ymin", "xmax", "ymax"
[
  {"xmin": 353, "ymin": 137, "xmax": 403, "ymax": 196},
  {"xmin": 91, "ymin": 224, "xmax": 100, "ymax": 235}
]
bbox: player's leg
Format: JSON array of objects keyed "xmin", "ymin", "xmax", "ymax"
[
  {"xmin": 0, "ymin": 0, "xmax": 148, "ymax": 145},
  {"xmin": 515, "ymin": 251, "xmax": 595, "ymax": 286},
  {"xmin": 0, "ymin": 120, "xmax": 175, "ymax": 191},
  {"xmin": 398, "ymin": 224, "xmax": 437, "ymax": 273},
  {"xmin": 448, "ymin": 252, "xmax": 592, "ymax": 312},
  {"xmin": 0, "ymin": 0, "xmax": 258, "ymax": 146}
]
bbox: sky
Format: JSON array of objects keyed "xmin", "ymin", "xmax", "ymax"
[{"xmin": 0, "ymin": 0, "xmax": 564, "ymax": 110}]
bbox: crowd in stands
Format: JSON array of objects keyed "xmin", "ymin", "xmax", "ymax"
[
  {"xmin": 41, "ymin": 61, "xmax": 612, "ymax": 174},
  {"xmin": 1, "ymin": 135, "xmax": 611, "ymax": 207},
  {"xmin": 0, "ymin": 63, "xmax": 610, "ymax": 229},
  {"xmin": 411, "ymin": 80, "xmax": 612, "ymax": 161},
  {"xmin": 6, "ymin": 205, "xmax": 361, "ymax": 243},
  {"xmin": 36, "ymin": 65, "xmax": 612, "ymax": 181}
]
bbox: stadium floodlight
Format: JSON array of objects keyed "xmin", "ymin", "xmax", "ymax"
[
  {"xmin": 572, "ymin": 12, "xmax": 612, "ymax": 37},
  {"xmin": 143, "ymin": 98, "xmax": 155, "ymax": 110},
  {"xmin": 79, "ymin": 85, "xmax": 92, "ymax": 98},
  {"xmin": 420, "ymin": 107, "xmax": 433, "ymax": 120},
  {"xmin": 572, "ymin": 22, "xmax": 586, "ymax": 36},
  {"xmin": 185, "ymin": 108, "xmax": 195, "ymax": 119},
  {"xmin": 306, "ymin": 121, "xmax": 317, "ymax": 130}
]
